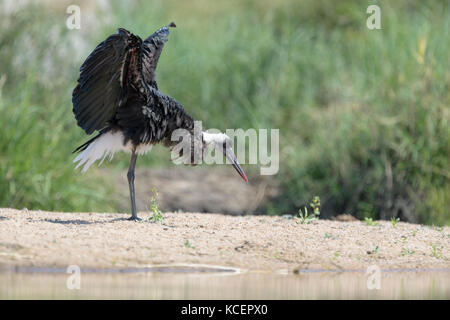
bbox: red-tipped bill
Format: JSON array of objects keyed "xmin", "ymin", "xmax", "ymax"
[{"xmin": 226, "ymin": 149, "xmax": 248, "ymax": 183}]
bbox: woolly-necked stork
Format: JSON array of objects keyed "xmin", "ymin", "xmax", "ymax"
[{"xmin": 72, "ymin": 23, "xmax": 248, "ymax": 221}]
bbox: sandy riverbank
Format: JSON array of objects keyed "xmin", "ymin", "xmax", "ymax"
[{"xmin": 0, "ymin": 208, "xmax": 448, "ymax": 271}]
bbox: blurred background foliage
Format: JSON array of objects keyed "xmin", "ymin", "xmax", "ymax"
[{"xmin": 0, "ymin": 0, "xmax": 448, "ymax": 224}]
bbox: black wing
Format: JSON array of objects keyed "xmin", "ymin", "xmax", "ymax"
[
  {"xmin": 115, "ymin": 85, "xmax": 201, "ymax": 165},
  {"xmin": 116, "ymin": 84, "xmax": 195, "ymax": 146},
  {"xmin": 141, "ymin": 22, "xmax": 176, "ymax": 89},
  {"xmin": 72, "ymin": 28, "xmax": 141, "ymax": 135}
]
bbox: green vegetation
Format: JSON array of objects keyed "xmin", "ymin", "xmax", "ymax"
[
  {"xmin": 391, "ymin": 217, "xmax": 400, "ymax": 227},
  {"xmin": 401, "ymin": 248, "xmax": 415, "ymax": 256},
  {"xmin": 296, "ymin": 196, "xmax": 321, "ymax": 224},
  {"xmin": 297, "ymin": 207, "xmax": 316, "ymax": 224},
  {"xmin": 430, "ymin": 243, "xmax": 442, "ymax": 258},
  {"xmin": 184, "ymin": 240, "xmax": 194, "ymax": 249},
  {"xmin": 364, "ymin": 217, "xmax": 380, "ymax": 227},
  {"xmin": 0, "ymin": 1, "xmax": 448, "ymax": 225},
  {"xmin": 148, "ymin": 188, "xmax": 164, "ymax": 222},
  {"xmin": 0, "ymin": 8, "xmax": 116, "ymax": 212}
]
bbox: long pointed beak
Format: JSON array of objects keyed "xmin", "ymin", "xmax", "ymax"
[{"xmin": 225, "ymin": 149, "xmax": 248, "ymax": 183}]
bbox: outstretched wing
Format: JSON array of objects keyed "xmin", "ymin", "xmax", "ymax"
[
  {"xmin": 72, "ymin": 28, "xmax": 141, "ymax": 135},
  {"xmin": 141, "ymin": 22, "xmax": 176, "ymax": 89}
]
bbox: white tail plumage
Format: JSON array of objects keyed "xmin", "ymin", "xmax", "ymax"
[
  {"xmin": 73, "ymin": 131, "xmax": 129, "ymax": 173},
  {"xmin": 74, "ymin": 131, "xmax": 154, "ymax": 173}
]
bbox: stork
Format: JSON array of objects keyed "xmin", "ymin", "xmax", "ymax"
[{"xmin": 72, "ymin": 23, "xmax": 248, "ymax": 221}]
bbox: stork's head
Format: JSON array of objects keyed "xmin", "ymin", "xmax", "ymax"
[{"xmin": 202, "ymin": 132, "xmax": 248, "ymax": 183}]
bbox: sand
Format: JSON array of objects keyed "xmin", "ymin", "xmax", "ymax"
[{"xmin": 0, "ymin": 208, "xmax": 448, "ymax": 271}]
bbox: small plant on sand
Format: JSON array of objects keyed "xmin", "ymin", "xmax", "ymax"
[
  {"xmin": 364, "ymin": 217, "xmax": 380, "ymax": 226},
  {"xmin": 430, "ymin": 243, "xmax": 441, "ymax": 258},
  {"xmin": 184, "ymin": 240, "xmax": 194, "ymax": 249},
  {"xmin": 148, "ymin": 188, "xmax": 164, "ymax": 222},
  {"xmin": 367, "ymin": 245, "xmax": 380, "ymax": 255},
  {"xmin": 296, "ymin": 196, "xmax": 321, "ymax": 224},
  {"xmin": 391, "ymin": 217, "xmax": 400, "ymax": 227},
  {"xmin": 401, "ymin": 248, "xmax": 415, "ymax": 256}
]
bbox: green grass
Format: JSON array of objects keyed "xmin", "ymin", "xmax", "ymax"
[
  {"xmin": 0, "ymin": 1, "xmax": 448, "ymax": 224},
  {"xmin": 364, "ymin": 217, "xmax": 380, "ymax": 227},
  {"xmin": 148, "ymin": 188, "xmax": 164, "ymax": 222},
  {"xmin": 184, "ymin": 240, "xmax": 195, "ymax": 249},
  {"xmin": 430, "ymin": 243, "xmax": 442, "ymax": 258},
  {"xmin": 0, "ymin": 8, "xmax": 116, "ymax": 212},
  {"xmin": 391, "ymin": 217, "xmax": 400, "ymax": 227}
]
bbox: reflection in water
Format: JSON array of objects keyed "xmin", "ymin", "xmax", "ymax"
[{"xmin": 0, "ymin": 268, "xmax": 449, "ymax": 299}]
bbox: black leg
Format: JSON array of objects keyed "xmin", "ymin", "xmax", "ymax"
[{"xmin": 127, "ymin": 151, "xmax": 140, "ymax": 221}]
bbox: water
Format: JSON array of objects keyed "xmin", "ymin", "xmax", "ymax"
[{"xmin": 0, "ymin": 265, "xmax": 449, "ymax": 299}]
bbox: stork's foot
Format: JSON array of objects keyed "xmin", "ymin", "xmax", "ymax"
[{"xmin": 127, "ymin": 216, "xmax": 142, "ymax": 222}]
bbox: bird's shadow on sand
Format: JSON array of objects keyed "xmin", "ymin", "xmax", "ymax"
[
  {"xmin": 44, "ymin": 218, "xmax": 93, "ymax": 225},
  {"xmin": 42, "ymin": 217, "xmax": 146, "ymax": 225}
]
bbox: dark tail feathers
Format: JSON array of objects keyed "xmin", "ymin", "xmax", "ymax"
[{"xmin": 72, "ymin": 130, "xmax": 107, "ymax": 154}]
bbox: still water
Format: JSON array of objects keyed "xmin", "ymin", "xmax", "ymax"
[{"xmin": 0, "ymin": 265, "xmax": 449, "ymax": 299}]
